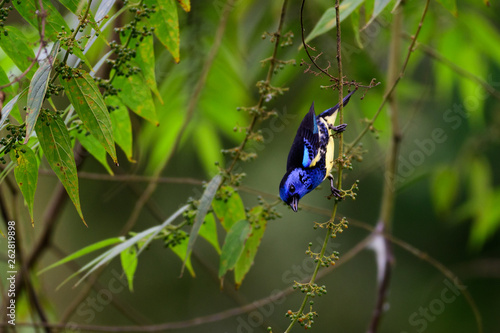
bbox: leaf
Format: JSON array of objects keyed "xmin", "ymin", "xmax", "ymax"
[
  {"xmin": 24, "ymin": 41, "xmax": 59, "ymax": 143},
  {"xmin": 75, "ymin": 130, "xmax": 113, "ymax": 175},
  {"xmin": 35, "ymin": 112, "xmax": 85, "ymax": 224},
  {"xmin": 58, "ymin": 0, "xmax": 95, "ymax": 23},
  {"xmin": 0, "ymin": 26, "xmax": 37, "ymax": 79},
  {"xmin": 199, "ymin": 213, "xmax": 221, "ymax": 254},
  {"xmin": 176, "ymin": 0, "xmax": 190, "ymax": 12},
  {"xmin": 0, "ymin": 66, "xmax": 14, "ymax": 96},
  {"xmin": 0, "ymin": 88, "xmax": 28, "ymax": 131},
  {"xmin": 431, "ymin": 167, "xmax": 459, "ymax": 217},
  {"xmin": 365, "ymin": 0, "xmax": 393, "ymax": 27},
  {"xmin": 62, "ymin": 72, "xmax": 118, "ymax": 164},
  {"xmin": 106, "ymin": 96, "xmax": 134, "ymax": 162},
  {"xmin": 170, "ymin": 231, "xmax": 195, "ymax": 277},
  {"xmin": 194, "ymin": 121, "xmax": 224, "ymax": 175},
  {"xmin": 469, "ymin": 190, "xmax": 500, "ymax": 251},
  {"xmin": 305, "ymin": 0, "xmax": 364, "ymax": 44},
  {"xmin": 218, "ymin": 219, "xmax": 251, "ymax": 279},
  {"xmin": 38, "ymin": 237, "xmax": 124, "ymax": 275},
  {"xmin": 10, "ymin": 146, "xmax": 38, "ymax": 225},
  {"xmin": 212, "ymin": 186, "xmax": 246, "ymax": 231},
  {"xmin": 234, "ymin": 207, "xmax": 267, "ymax": 288},
  {"xmin": 182, "ymin": 174, "xmax": 223, "ymax": 275},
  {"xmin": 145, "ymin": 0, "xmax": 180, "ymax": 62},
  {"xmin": 120, "ymin": 246, "xmax": 138, "ymax": 291},
  {"xmin": 436, "ymin": 0, "xmax": 458, "ymax": 16},
  {"xmin": 114, "ymin": 73, "xmax": 158, "ymax": 125}
]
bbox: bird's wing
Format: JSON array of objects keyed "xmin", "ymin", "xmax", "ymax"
[
  {"xmin": 286, "ymin": 102, "xmax": 320, "ymax": 170},
  {"xmin": 318, "ymin": 89, "xmax": 357, "ymax": 125}
]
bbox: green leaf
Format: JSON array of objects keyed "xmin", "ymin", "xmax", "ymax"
[
  {"xmin": 212, "ymin": 186, "xmax": 246, "ymax": 231},
  {"xmin": 194, "ymin": 121, "xmax": 224, "ymax": 175},
  {"xmin": 133, "ymin": 22, "xmax": 163, "ymax": 102},
  {"xmin": 120, "ymin": 246, "xmax": 138, "ymax": 292},
  {"xmin": 106, "ymin": 96, "xmax": 134, "ymax": 162},
  {"xmin": 35, "ymin": 112, "xmax": 85, "ymax": 225},
  {"xmin": 199, "ymin": 213, "xmax": 221, "ymax": 254},
  {"xmin": 62, "ymin": 72, "xmax": 118, "ymax": 164},
  {"xmin": 469, "ymin": 190, "xmax": 500, "ymax": 251},
  {"xmin": 366, "ymin": 0, "xmax": 393, "ymax": 27},
  {"xmin": 170, "ymin": 231, "xmax": 195, "ymax": 277},
  {"xmin": 219, "ymin": 219, "xmax": 251, "ymax": 279},
  {"xmin": 24, "ymin": 41, "xmax": 59, "ymax": 143},
  {"xmin": 145, "ymin": 0, "xmax": 180, "ymax": 62},
  {"xmin": 305, "ymin": 0, "xmax": 364, "ymax": 44},
  {"xmin": 75, "ymin": 130, "xmax": 113, "ymax": 175},
  {"xmin": 58, "ymin": 0, "xmax": 95, "ymax": 23},
  {"xmin": 10, "ymin": 146, "xmax": 38, "ymax": 225},
  {"xmin": 436, "ymin": 0, "xmax": 458, "ymax": 16},
  {"xmin": 0, "ymin": 65, "xmax": 14, "ymax": 96},
  {"xmin": 0, "ymin": 26, "xmax": 37, "ymax": 79},
  {"xmin": 38, "ymin": 237, "xmax": 125, "ymax": 275},
  {"xmin": 183, "ymin": 174, "xmax": 223, "ymax": 275},
  {"xmin": 234, "ymin": 206, "xmax": 267, "ymax": 288},
  {"xmin": 0, "ymin": 88, "xmax": 28, "ymax": 131},
  {"xmin": 114, "ymin": 73, "xmax": 158, "ymax": 125},
  {"xmin": 176, "ymin": 0, "xmax": 190, "ymax": 12},
  {"xmin": 431, "ymin": 167, "xmax": 459, "ymax": 217}
]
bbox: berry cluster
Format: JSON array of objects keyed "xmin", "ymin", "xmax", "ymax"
[
  {"xmin": 0, "ymin": 123, "xmax": 25, "ymax": 164},
  {"xmin": 285, "ymin": 305, "xmax": 319, "ymax": 330},
  {"xmin": 0, "ymin": 1, "xmax": 13, "ymax": 37}
]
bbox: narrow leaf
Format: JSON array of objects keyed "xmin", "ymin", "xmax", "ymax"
[
  {"xmin": 219, "ymin": 219, "xmax": 251, "ymax": 279},
  {"xmin": 75, "ymin": 130, "xmax": 113, "ymax": 175},
  {"xmin": 436, "ymin": 0, "xmax": 458, "ymax": 16},
  {"xmin": 305, "ymin": 0, "xmax": 364, "ymax": 44},
  {"xmin": 0, "ymin": 88, "xmax": 28, "ymax": 131},
  {"xmin": 114, "ymin": 73, "xmax": 158, "ymax": 125},
  {"xmin": 120, "ymin": 246, "xmax": 138, "ymax": 291},
  {"xmin": 35, "ymin": 112, "xmax": 85, "ymax": 224},
  {"xmin": 365, "ymin": 0, "xmax": 393, "ymax": 28},
  {"xmin": 0, "ymin": 26, "xmax": 37, "ymax": 79},
  {"xmin": 62, "ymin": 72, "xmax": 117, "ymax": 164},
  {"xmin": 58, "ymin": 0, "xmax": 95, "ymax": 22},
  {"xmin": 212, "ymin": 186, "xmax": 246, "ymax": 231},
  {"xmin": 234, "ymin": 207, "xmax": 267, "ymax": 288},
  {"xmin": 145, "ymin": 0, "xmax": 180, "ymax": 62},
  {"xmin": 199, "ymin": 213, "xmax": 221, "ymax": 254},
  {"xmin": 24, "ymin": 41, "xmax": 59, "ymax": 143},
  {"xmin": 106, "ymin": 96, "xmax": 134, "ymax": 162},
  {"xmin": 183, "ymin": 174, "xmax": 223, "ymax": 275},
  {"xmin": 431, "ymin": 167, "xmax": 459, "ymax": 217},
  {"xmin": 194, "ymin": 121, "xmax": 224, "ymax": 175},
  {"xmin": 10, "ymin": 146, "xmax": 38, "ymax": 225},
  {"xmin": 170, "ymin": 231, "xmax": 195, "ymax": 277},
  {"xmin": 176, "ymin": 0, "xmax": 190, "ymax": 12},
  {"xmin": 38, "ymin": 237, "xmax": 124, "ymax": 275}
]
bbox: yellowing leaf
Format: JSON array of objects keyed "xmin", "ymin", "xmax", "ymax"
[
  {"xmin": 62, "ymin": 72, "xmax": 117, "ymax": 164},
  {"xmin": 10, "ymin": 146, "xmax": 38, "ymax": 225},
  {"xmin": 114, "ymin": 73, "xmax": 158, "ymax": 125},
  {"xmin": 199, "ymin": 213, "xmax": 221, "ymax": 254},
  {"xmin": 177, "ymin": 0, "xmax": 190, "ymax": 12},
  {"xmin": 106, "ymin": 96, "xmax": 134, "ymax": 162},
  {"xmin": 212, "ymin": 186, "xmax": 246, "ymax": 231},
  {"xmin": 146, "ymin": 0, "xmax": 180, "ymax": 62},
  {"xmin": 35, "ymin": 112, "xmax": 85, "ymax": 225}
]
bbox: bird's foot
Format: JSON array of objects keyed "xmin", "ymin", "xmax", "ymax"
[
  {"xmin": 330, "ymin": 123, "xmax": 347, "ymax": 133},
  {"xmin": 327, "ymin": 174, "xmax": 343, "ymax": 200}
]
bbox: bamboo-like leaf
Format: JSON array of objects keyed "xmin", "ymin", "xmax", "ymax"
[
  {"xmin": 35, "ymin": 112, "xmax": 85, "ymax": 224},
  {"xmin": 364, "ymin": 0, "xmax": 393, "ymax": 28},
  {"xmin": 219, "ymin": 219, "xmax": 251, "ymax": 279},
  {"xmin": 170, "ymin": 231, "xmax": 195, "ymax": 277},
  {"xmin": 199, "ymin": 213, "xmax": 221, "ymax": 254},
  {"xmin": 38, "ymin": 237, "xmax": 125, "ymax": 275},
  {"xmin": 145, "ymin": 0, "xmax": 180, "ymax": 62},
  {"xmin": 0, "ymin": 88, "xmax": 28, "ymax": 131},
  {"xmin": 0, "ymin": 27, "xmax": 37, "ymax": 79},
  {"xmin": 234, "ymin": 206, "xmax": 267, "ymax": 288},
  {"xmin": 194, "ymin": 121, "xmax": 224, "ymax": 175},
  {"xmin": 24, "ymin": 41, "xmax": 59, "ymax": 143},
  {"xmin": 62, "ymin": 72, "xmax": 118, "ymax": 165},
  {"xmin": 10, "ymin": 146, "xmax": 38, "ymax": 225},
  {"xmin": 212, "ymin": 186, "xmax": 246, "ymax": 231},
  {"xmin": 75, "ymin": 130, "xmax": 113, "ymax": 175},
  {"xmin": 114, "ymin": 73, "xmax": 158, "ymax": 125},
  {"xmin": 182, "ymin": 174, "xmax": 223, "ymax": 275},
  {"xmin": 106, "ymin": 96, "xmax": 134, "ymax": 162},
  {"xmin": 305, "ymin": 0, "xmax": 364, "ymax": 44},
  {"xmin": 120, "ymin": 246, "xmax": 138, "ymax": 291},
  {"xmin": 176, "ymin": 0, "xmax": 190, "ymax": 12}
]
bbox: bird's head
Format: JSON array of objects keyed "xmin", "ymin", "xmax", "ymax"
[{"xmin": 279, "ymin": 169, "xmax": 311, "ymax": 212}]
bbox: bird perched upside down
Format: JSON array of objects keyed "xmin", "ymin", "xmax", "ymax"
[{"xmin": 279, "ymin": 89, "xmax": 357, "ymax": 212}]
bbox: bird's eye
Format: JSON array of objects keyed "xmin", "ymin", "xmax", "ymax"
[{"xmin": 289, "ymin": 184, "xmax": 295, "ymax": 193}]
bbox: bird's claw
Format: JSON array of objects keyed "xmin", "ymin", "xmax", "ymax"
[
  {"xmin": 327, "ymin": 174, "xmax": 343, "ymax": 200},
  {"xmin": 330, "ymin": 123, "xmax": 347, "ymax": 133}
]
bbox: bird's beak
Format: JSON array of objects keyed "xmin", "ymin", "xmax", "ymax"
[{"xmin": 290, "ymin": 196, "xmax": 299, "ymax": 212}]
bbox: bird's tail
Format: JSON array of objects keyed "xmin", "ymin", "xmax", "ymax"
[{"xmin": 318, "ymin": 89, "xmax": 357, "ymax": 123}]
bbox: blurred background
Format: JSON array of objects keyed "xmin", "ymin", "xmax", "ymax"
[{"xmin": 1, "ymin": 0, "xmax": 500, "ymax": 332}]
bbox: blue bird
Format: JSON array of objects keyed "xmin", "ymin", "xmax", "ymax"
[{"xmin": 279, "ymin": 89, "xmax": 357, "ymax": 212}]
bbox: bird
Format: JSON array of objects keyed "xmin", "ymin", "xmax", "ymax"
[{"xmin": 279, "ymin": 89, "xmax": 357, "ymax": 212}]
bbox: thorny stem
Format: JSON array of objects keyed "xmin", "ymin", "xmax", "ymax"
[
  {"xmin": 226, "ymin": 0, "xmax": 289, "ymax": 174},
  {"xmin": 284, "ymin": 0, "xmax": 344, "ymax": 332},
  {"xmin": 346, "ymin": 0, "xmax": 431, "ymax": 155}
]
